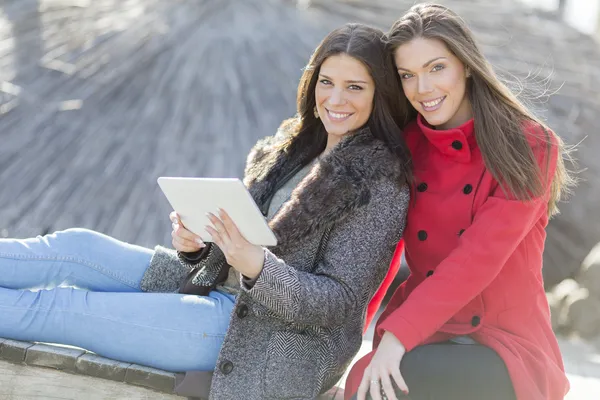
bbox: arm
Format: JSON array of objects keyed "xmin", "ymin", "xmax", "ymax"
[
  {"xmin": 242, "ymin": 182, "xmax": 410, "ymax": 327},
  {"xmin": 377, "ymin": 136, "xmax": 559, "ymax": 351}
]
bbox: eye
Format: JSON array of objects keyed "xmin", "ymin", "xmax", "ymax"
[
  {"xmin": 348, "ymin": 84, "xmax": 363, "ymax": 91},
  {"xmin": 319, "ymin": 79, "xmax": 332, "ymax": 85},
  {"xmin": 399, "ymin": 73, "xmax": 414, "ymax": 80},
  {"xmin": 431, "ymin": 64, "xmax": 445, "ymax": 72}
]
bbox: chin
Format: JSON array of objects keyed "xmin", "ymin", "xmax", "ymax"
[
  {"xmin": 324, "ymin": 125, "xmax": 349, "ymax": 136},
  {"xmin": 422, "ymin": 113, "xmax": 451, "ymax": 128}
]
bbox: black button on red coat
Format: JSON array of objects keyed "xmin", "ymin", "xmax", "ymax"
[
  {"xmin": 471, "ymin": 316, "xmax": 481, "ymax": 327},
  {"xmin": 418, "ymin": 230, "xmax": 428, "ymax": 241},
  {"xmin": 458, "ymin": 229, "xmax": 465, "ymax": 236},
  {"xmin": 463, "ymin": 184, "xmax": 473, "ymax": 194},
  {"xmin": 426, "ymin": 270, "xmax": 434, "ymax": 277},
  {"xmin": 451, "ymin": 140, "xmax": 463, "ymax": 150},
  {"xmin": 417, "ymin": 182, "xmax": 428, "ymax": 192}
]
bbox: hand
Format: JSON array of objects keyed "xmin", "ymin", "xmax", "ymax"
[
  {"xmin": 357, "ymin": 331, "xmax": 409, "ymax": 400},
  {"xmin": 205, "ymin": 208, "xmax": 265, "ymax": 279},
  {"xmin": 170, "ymin": 211, "xmax": 206, "ymax": 253}
]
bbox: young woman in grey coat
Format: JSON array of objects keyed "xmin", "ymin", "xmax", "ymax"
[{"xmin": 0, "ymin": 24, "xmax": 411, "ymax": 399}]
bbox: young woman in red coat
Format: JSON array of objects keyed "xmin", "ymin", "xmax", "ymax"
[{"xmin": 347, "ymin": 4, "xmax": 575, "ymax": 400}]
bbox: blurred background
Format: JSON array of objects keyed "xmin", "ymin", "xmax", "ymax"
[{"xmin": 1, "ymin": 0, "xmax": 600, "ymax": 385}]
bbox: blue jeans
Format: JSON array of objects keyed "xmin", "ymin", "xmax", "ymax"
[{"xmin": 0, "ymin": 228, "xmax": 234, "ymax": 372}]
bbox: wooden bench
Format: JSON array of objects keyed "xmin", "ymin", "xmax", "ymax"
[{"xmin": 0, "ymin": 338, "xmax": 344, "ymax": 399}]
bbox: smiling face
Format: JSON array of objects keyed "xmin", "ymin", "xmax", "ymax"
[
  {"xmin": 315, "ymin": 53, "xmax": 375, "ymax": 140},
  {"xmin": 394, "ymin": 37, "xmax": 473, "ymax": 130}
]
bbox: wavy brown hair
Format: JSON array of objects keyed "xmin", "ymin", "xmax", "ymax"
[
  {"xmin": 277, "ymin": 23, "xmax": 412, "ymax": 184},
  {"xmin": 387, "ymin": 3, "xmax": 574, "ymax": 215}
]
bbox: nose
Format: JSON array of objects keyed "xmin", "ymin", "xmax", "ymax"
[
  {"xmin": 328, "ymin": 88, "xmax": 346, "ymax": 106},
  {"xmin": 417, "ymin": 75, "xmax": 433, "ymax": 95}
]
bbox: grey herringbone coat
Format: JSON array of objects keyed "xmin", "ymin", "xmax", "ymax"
[{"xmin": 140, "ymin": 127, "xmax": 410, "ymax": 399}]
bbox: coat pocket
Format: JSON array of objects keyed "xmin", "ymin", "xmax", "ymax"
[{"xmin": 263, "ymin": 331, "xmax": 320, "ymax": 399}]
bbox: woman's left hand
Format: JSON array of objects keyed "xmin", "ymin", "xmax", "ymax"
[
  {"xmin": 357, "ymin": 331, "xmax": 409, "ymax": 400},
  {"xmin": 205, "ymin": 208, "xmax": 265, "ymax": 279}
]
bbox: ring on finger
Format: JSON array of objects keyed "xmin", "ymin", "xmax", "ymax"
[{"xmin": 215, "ymin": 220, "xmax": 228, "ymax": 235}]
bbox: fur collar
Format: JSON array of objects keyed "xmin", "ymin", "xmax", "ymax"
[{"xmin": 243, "ymin": 127, "xmax": 404, "ymax": 248}]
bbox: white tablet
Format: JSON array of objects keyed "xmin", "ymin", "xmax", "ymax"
[{"xmin": 157, "ymin": 177, "xmax": 278, "ymax": 247}]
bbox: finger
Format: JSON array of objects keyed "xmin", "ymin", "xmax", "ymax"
[
  {"xmin": 171, "ymin": 231, "xmax": 202, "ymax": 251},
  {"xmin": 390, "ymin": 367, "xmax": 409, "ymax": 396},
  {"xmin": 380, "ymin": 372, "xmax": 398, "ymax": 400},
  {"xmin": 369, "ymin": 374, "xmax": 382, "ymax": 400},
  {"xmin": 357, "ymin": 370, "xmax": 372, "ymax": 400},
  {"xmin": 205, "ymin": 225, "xmax": 224, "ymax": 247},
  {"xmin": 207, "ymin": 213, "xmax": 231, "ymax": 243},
  {"xmin": 172, "ymin": 223, "xmax": 205, "ymax": 247},
  {"xmin": 172, "ymin": 230, "xmax": 201, "ymax": 248},
  {"xmin": 173, "ymin": 223, "xmax": 204, "ymax": 246},
  {"xmin": 169, "ymin": 211, "xmax": 179, "ymax": 224},
  {"xmin": 171, "ymin": 239, "xmax": 198, "ymax": 253},
  {"xmin": 171, "ymin": 236, "xmax": 201, "ymax": 253},
  {"xmin": 218, "ymin": 208, "xmax": 243, "ymax": 241}
]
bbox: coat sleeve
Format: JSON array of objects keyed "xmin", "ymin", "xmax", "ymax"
[
  {"xmin": 178, "ymin": 245, "xmax": 212, "ymax": 267},
  {"xmin": 241, "ymin": 182, "xmax": 410, "ymax": 327},
  {"xmin": 366, "ymin": 240, "xmax": 405, "ymax": 330},
  {"xmin": 376, "ymin": 129, "xmax": 559, "ymax": 351}
]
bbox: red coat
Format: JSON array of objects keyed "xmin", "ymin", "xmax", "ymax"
[{"xmin": 347, "ymin": 115, "xmax": 569, "ymax": 400}]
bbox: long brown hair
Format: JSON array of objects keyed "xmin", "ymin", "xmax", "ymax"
[
  {"xmin": 277, "ymin": 23, "xmax": 412, "ymax": 184},
  {"xmin": 387, "ymin": 3, "xmax": 574, "ymax": 215}
]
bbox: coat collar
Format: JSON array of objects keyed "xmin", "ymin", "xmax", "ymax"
[
  {"xmin": 416, "ymin": 114, "xmax": 476, "ymax": 163},
  {"xmin": 243, "ymin": 126, "xmax": 404, "ymax": 249}
]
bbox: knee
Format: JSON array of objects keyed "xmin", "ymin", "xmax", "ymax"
[
  {"xmin": 59, "ymin": 228, "xmax": 98, "ymax": 237},
  {"xmin": 52, "ymin": 228, "xmax": 105, "ymax": 248}
]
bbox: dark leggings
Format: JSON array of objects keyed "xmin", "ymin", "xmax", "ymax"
[{"xmin": 352, "ymin": 342, "xmax": 516, "ymax": 400}]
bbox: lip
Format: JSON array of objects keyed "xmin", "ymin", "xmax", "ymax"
[
  {"xmin": 419, "ymin": 96, "xmax": 446, "ymax": 112},
  {"xmin": 325, "ymin": 108, "xmax": 354, "ymax": 123}
]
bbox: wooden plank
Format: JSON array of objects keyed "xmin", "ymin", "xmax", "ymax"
[{"xmin": 0, "ymin": 359, "xmax": 183, "ymax": 399}]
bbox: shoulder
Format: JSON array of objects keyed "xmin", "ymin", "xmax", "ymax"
[
  {"xmin": 333, "ymin": 179, "xmax": 409, "ymax": 245},
  {"xmin": 368, "ymin": 179, "xmax": 410, "ymax": 214},
  {"xmin": 340, "ymin": 149, "xmax": 409, "ymax": 223},
  {"xmin": 333, "ymin": 129, "xmax": 406, "ymax": 185},
  {"xmin": 245, "ymin": 124, "xmax": 291, "ymax": 167},
  {"xmin": 521, "ymin": 119, "xmax": 559, "ymax": 164},
  {"xmin": 328, "ymin": 177, "xmax": 409, "ymax": 243},
  {"xmin": 522, "ymin": 119, "xmax": 554, "ymax": 145},
  {"xmin": 243, "ymin": 118, "xmax": 296, "ymax": 183},
  {"xmin": 372, "ymin": 178, "xmax": 410, "ymax": 208}
]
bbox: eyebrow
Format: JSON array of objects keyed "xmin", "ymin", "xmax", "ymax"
[
  {"xmin": 319, "ymin": 74, "xmax": 369, "ymax": 84},
  {"xmin": 397, "ymin": 56, "xmax": 448, "ymax": 72}
]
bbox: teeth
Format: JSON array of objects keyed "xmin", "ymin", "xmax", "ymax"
[
  {"xmin": 423, "ymin": 97, "xmax": 444, "ymax": 107},
  {"xmin": 328, "ymin": 110, "xmax": 351, "ymax": 119}
]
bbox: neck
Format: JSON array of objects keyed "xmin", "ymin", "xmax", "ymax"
[
  {"xmin": 437, "ymin": 99, "xmax": 473, "ymax": 130},
  {"xmin": 322, "ymin": 133, "xmax": 345, "ymax": 155}
]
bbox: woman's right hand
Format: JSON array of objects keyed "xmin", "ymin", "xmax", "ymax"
[{"xmin": 170, "ymin": 211, "xmax": 206, "ymax": 253}]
